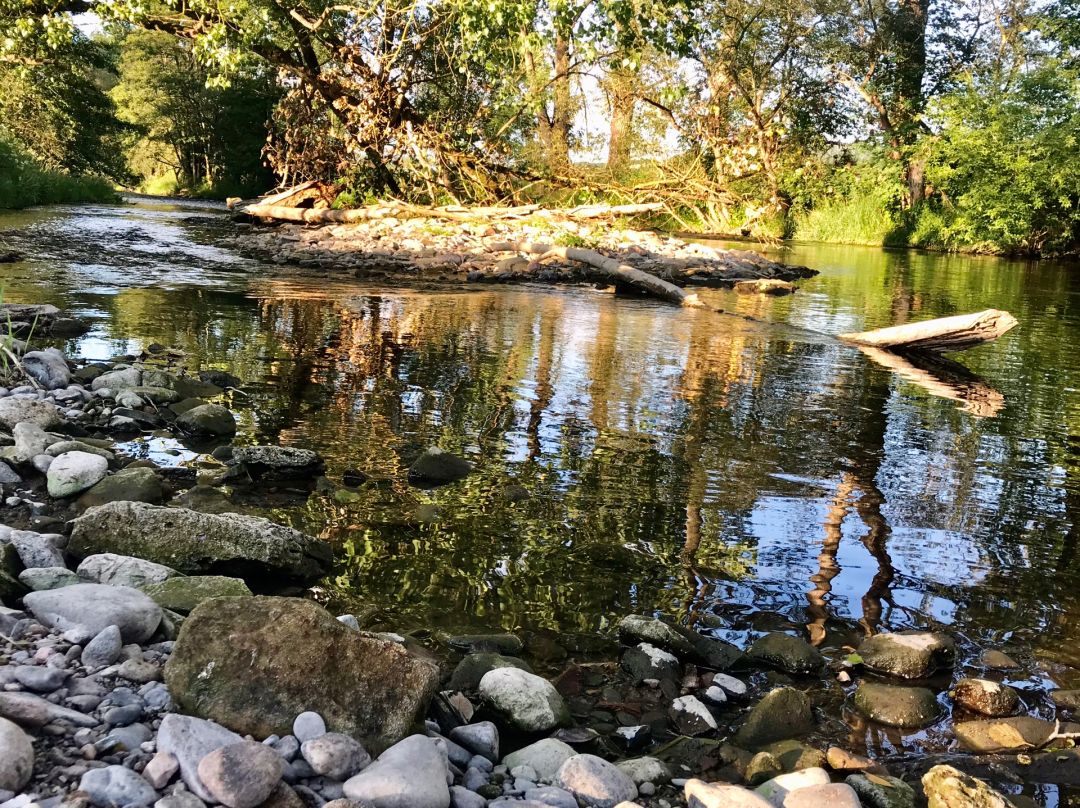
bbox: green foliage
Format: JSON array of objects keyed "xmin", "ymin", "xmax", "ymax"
[{"xmin": 0, "ymin": 137, "xmax": 118, "ymax": 209}]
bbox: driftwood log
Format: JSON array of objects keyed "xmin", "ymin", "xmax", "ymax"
[
  {"xmin": 242, "ymin": 200, "xmax": 663, "ymax": 224},
  {"xmin": 838, "ymin": 309, "xmax": 1019, "ymax": 353}
]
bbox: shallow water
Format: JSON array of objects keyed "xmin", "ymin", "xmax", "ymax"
[{"xmin": 3, "ymin": 200, "xmax": 1080, "ymax": 771}]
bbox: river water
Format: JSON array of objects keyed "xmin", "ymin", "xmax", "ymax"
[{"xmin": 2, "ymin": 199, "xmax": 1080, "ymax": 754}]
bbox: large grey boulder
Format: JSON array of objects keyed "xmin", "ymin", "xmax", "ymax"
[
  {"xmin": 164, "ymin": 597, "xmax": 440, "ymax": 749},
  {"xmin": 77, "ymin": 553, "xmax": 179, "ymax": 588},
  {"xmin": 229, "ymin": 446, "xmax": 324, "ymax": 479},
  {"xmin": 69, "ymin": 502, "xmax": 333, "ymax": 584},
  {"xmin": 176, "ymin": 404, "xmax": 236, "ymax": 437},
  {"xmin": 47, "ymin": 451, "xmax": 108, "ymax": 497},
  {"xmin": 10, "ymin": 529, "xmax": 65, "ymax": 568},
  {"xmin": 23, "ymin": 583, "xmax": 162, "ymax": 642},
  {"xmin": 76, "ymin": 467, "xmax": 164, "ymax": 511},
  {"xmin": 343, "ymin": 734, "xmax": 450, "ymax": 808},
  {"xmin": 22, "ymin": 348, "xmax": 70, "ymax": 390},
  {"xmin": 91, "ymin": 367, "xmax": 141, "ymax": 392},
  {"xmin": 502, "ymin": 738, "xmax": 576, "ymax": 783},
  {"xmin": 0, "ymin": 398, "xmax": 60, "ymax": 430},
  {"xmin": 733, "ymin": 687, "xmax": 814, "ymax": 749},
  {"xmin": 857, "ymin": 631, "xmax": 955, "ymax": 679},
  {"xmin": 852, "ymin": 681, "xmax": 941, "ymax": 728}
]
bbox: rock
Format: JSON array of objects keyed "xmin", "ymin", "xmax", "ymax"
[
  {"xmin": 0, "ymin": 461, "xmax": 20, "ymax": 485},
  {"xmin": 502, "ymin": 739, "xmax": 577, "ymax": 782},
  {"xmin": 621, "ymin": 643, "xmax": 680, "ymax": 684},
  {"xmin": 407, "ymin": 447, "xmax": 472, "ymax": 486},
  {"xmin": 142, "ymin": 575, "xmax": 252, "ymax": 614},
  {"xmin": 782, "ymin": 783, "xmax": 860, "ymax": 808},
  {"xmin": 71, "ymin": 502, "xmax": 333, "ymax": 584},
  {"xmin": 669, "ymin": 695, "xmax": 717, "ymax": 735},
  {"xmin": 755, "ymin": 768, "xmax": 831, "ymax": 807},
  {"xmin": 0, "ymin": 717, "xmax": 33, "ymax": 791},
  {"xmin": 950, "ymin": 678, "xmax": 1019, "ymax": 717},
  {"xmin": 13, "ymin": 664, "xmax": 67, "ymax": 691},
  {"xmin": 954, "ymin": 716, "xmax": 1059, "ymax": 752},
  {"xmin": 79, "ymin": 764, "xmax": 158, "ymax": 808},
  {"xmin": 524, "ymin": 787, "xmax": 576, "ymax": 808},
  {"xmin": 10, "ymin": 529, "xmax": 65, "ymax": 568},
  {"xmin": 853, "ymin": 681, "xmax": 941, "ymax": 728},
  {"xmin": 826, "ymin": 748, "xmax": 884, "ymax": 774},
  {"xmin": 143, "ymin": 751, "xmax": 179, "ymax": 789},
  {"xmin": 21, "ymin": 349, "xmax": 71, "ymax": 390},
  {"xmin": 197, "ymin": 741, "xmax": 286, "ymax": 808},
  {"xmin": 0, "ymin": 398, "xmax": 60, "ymax": 430},
  {"xmin": 734, "ymin": 687, "xmax": 814, "ymax": 749},
  {"xmin": 747, "ymin": 633, "xmax": 824, "ymax": 675},
  {"xmin": 735, "ymin": 280, "xmax": 796, "ymax": 296},
  {"xmin": 294, "ymin": 712, "xmax": 327, "ymax": 743},
  {"xmin": 46, "ymin": 440, "xmax": 115, "ymax": 460},
  {"xmin": 119, "ymin": 657, "xmax": 162, "ymax": 683},
  {"xmin": 448, "ymin": 653, "xmax": 532, "ymax": 691},
  {"xmin": 156, "ymin": 793, "xmax": 208, "ymax": 808},
  {"xmin": 176, "ymin": 404, "xmax": 237, "ymax": 436},
  {"xmin": 77, "ymin": 553, "xmax": 179, "ymax": 588},
  {"xmin": 979, "ymin": 650, "xmax": 1019, "ymax": 670},
  {"xmin": 76, "ymin": 468, "xmax": 164, "ymax": 511},
  {"xmin": 47, "ymin": 451, "xmax": 109, "ymax": 497},
  {"xmin": 0, "ymin": 690, "xmax": 98, "ymax": 728},
  {"xmin": 684, "ymin": 780, "xmax": 774, "ymax": 808},
  {"xmin": 920, "ymin": 764, "xmax": 1014, "ymax": 808},
  {"xmin": 446, "ymin": 633, "xmax": 524, "ymax": 655},
  {"xmin": 555, "ymin": 754, "xmax": 637, "ymax": 808},
  {"xmin": 447, "ymin": 722, "xmax": 498, "ymax": 761},
  {"xmin": 342, "ymin": 734, "xmax": 450, "ymax": 808},
  {"xmin": 745, "ymin": 753, "xmax": 783, "ymax": 786},
  {"xmin": 198, "ymin": 369, "xmax": 242, "ymax": 389},
  {"xmin": 23, "ymin": 583, "xmax": 162, "ymax": 642},
  {"xmin": 478, "ymin": 667, "xmax": 571, "ymax": 732},
  {"xmin": 856, "ymin": 632, "xmax": 955, "ymax": 679},
  {"xmin": 759, "ymin": 740, "xmax": 826, "ymax": 773},
  {"xmin": 12, "ymin": 422, "xmax": 47, "ymax": 462},
  {"xmin": 156, "ymin": 713, "xmax": 245, "ymax": 802},
  {"xmin": 301, "ymin": 733, "xmax": 371, "ymax": 780},
  {"xmin": 164, "ymin": 596, "xmax": 440, "ymax": 747},
  {"xmin": 1051, "ymin": 690, "xmax": 1080, "ymax": 710},
  {"xmin": 846, "ymin": 774, "xmax": 916, "ymax": 808},
  {"xmin": 18, "ymin": 566, "xmax": 78, "ymax": 590},
  {"xmin": 712, "ymin": 672, "xmax": 749, "ymax": 698},
  {"xmin": 92, "ymin": 368, "xmax": 141, "ymax": 392},
  {"xmin": 614, "ymin": 757, "xmax": 670, "ymax": 786},
  {"xmin": 231, "ymin": 446, "xmax": 324, "ymax": 479},
  {"xmin": 616, "ymin": 615, "xmax": 695, "ymax": 657}
]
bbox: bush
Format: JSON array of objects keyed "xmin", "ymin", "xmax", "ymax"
[{"xmin": 0, "ymin": 138, "xmax": 119, "ymax": 209}]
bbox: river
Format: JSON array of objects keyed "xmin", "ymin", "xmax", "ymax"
[{"xmin": 2, "ymin": 198, "xmax": 1080, "ymax": 774}]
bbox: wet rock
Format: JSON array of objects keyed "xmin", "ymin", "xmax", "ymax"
[
  {"xmin": 621, "ymin": 643, "xmax": 680, "ymax": 684},
  {"xmin": 760, "ymin": 740, "xmax": 827, "ymax": 773},
  {"xmin": 46, "ymin": 440, "xmax": 115, "ymax": 460},
  {"xmin": 301, "ymin": 733, "xmax": 371, "ymax": 780},
  {"xmin": 446, "ymin": 633, "xmax": 523, "ymax": 655},
  {"xmin": 734, "ymin": 687, "xmax": 814, "ymax": 749},
  {"xmin": 408, "ymin": 448, "xmax": 472, "ymax": 485},
  {"xmin": 199, "ymin": 369, "xmax": 242, "ymax": 389},
  {"xmin": 342, "ymin": 734, "xmax": 450, "ymax": 808},
  {"xmin": 747, "ymin": 633, "xmax": 824, "ymax": 675},
  {"xmin": 77, "ymin": 468, "xmax": 164, "ymax": 511},
  {"xmin": 754, "ymin": 769, "xmax": 831, "ymax": 807},
  {"xmin": 165, "ymin": 596, "xmax": 440, "ymax": 747},
  {"xmin": 846, "ymin": 773, "xmax": 916, "ymax": 808},
  {"xmin": 23, "ymin": 583, "xmax": 162, "ymax": 642},
  {"xmin": 950, "ymin": 678, "xmax": 1019, "ymax": 717},
  {"xmin": 979, "ymin": 650, "xmax": 1019, "ymax": 670},
  {"xmin": 853, "ymin": 681, "xmax": 941, "ymax": 728},
  {"xmin": 783, "ymin": 783, "xmax": 861, "ymax": 808},
  {"xmin": 555, "ymin": 754, "xmax": 637, "ymax": 808},
  {"xmin": 18, "ymin": 565, "xmax": 78, "ymax": 590},
  {"xmin": 142, "ymin": 575, "xmax": 252, "ymax": 613},
  {"xmin": 47, "ymin": 451, "xmax": 108, "ymax": 497},
  {"xmin": 157, "ymin": 713, "xmax": 245, "ymax": 802},
  {"xmin": 669, "ymin": 695, "xmax": 717, "ymax": 735},
  {"xmin": 826, "ymin": 748, "xmax": 885, "ymax": 774},
  {"xmin": 171, "ymin": 485, "xmax": 235, "ymax": 514},
  {"xmin": 448, "ymin": 653, "xmax": 532, "ymax": 691},
  {"xmin": 82, "ymin": 625, "xmax": 123, "ymax": 668},
  {"xmin": 856, "ymin": 631, "xmax": 955, "ymax": 679},
  {"xmin": 614, "ymin": 757, "xmax": 671, "ymax": 786},
  {"xmin": 176, "ymin": 404, "xmax": 236, "ymax": 436},
  {"xmin": 684, "ymin": 779, "xmax": 773, "ymax": 808},
  {"xmin": 198, "ymin": 741, "xmax": 285, "ymax": 808},
  {"xmin": 745, "ymin": 752, "xmax": 783, "ymax": 786},
  {"xmin": 79, "ymin": 764, "xmax": 158, "ymax": 808},
  {"xmin": 22, "ymin": 348, "xmax": 71, "ymax": 389},
  {"xmin": 616, "ymin": 615, "xmax": 695, "ymax": 657},
  {"xmin": 230, "ymin": 446, "xmax": 325, "ymax": 479},
  {"xmin": 954, "ymin": 716, "xmax": 1060, "ymax": 752},
  {"xmin": 0, "ymin": 717, "xmax": 33, "ymax": 791},
  {"xmin": 92, "ymin": 368, "xmax": 142, "ymax": 392},
  {"xmin": 70, "ymin": 502, "xmax": 333, "ymax": 584},
  {"xmin": 502, "ymin": 738, "xmax": 577, "ymax": 782},
  {"xmin": 0, "ymin": 398, "xmax": 61, "ymax": 430},
  {"xmin": 1051, "ymin": 690, "xmax": 1080, "ymax": 710},
  {"xmin": 478, "ymin": 667, "xmax": 571, "ymax": 732},
  {"xmin": 921, "ymin": 764, "xmax": 1014, "ymax": 808},
  {"xmin": 613, "ymin": 725, "xmax": 651, "ymax": 752},
  {"xmin": 77, "ymin": 553, "xmax": 179, "ymax": 588},
  {"xmin": 711, "ymin": 672, "xmax": 749, "ymax": 698},
  {"xmin": 448, "ymin": 721, "xmax": 498, "ymax": 761}
]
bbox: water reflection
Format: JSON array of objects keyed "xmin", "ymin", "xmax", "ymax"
[{"xmin": 2, "ymin": 204, "xmax": 1080, "ymax": 673}]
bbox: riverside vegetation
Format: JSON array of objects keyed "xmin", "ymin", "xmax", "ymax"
[{"xmin": 0, "ymin": 297, "xmax": 1075, "ymax": 808}]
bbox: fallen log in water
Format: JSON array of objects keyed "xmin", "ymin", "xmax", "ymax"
[
  {"xmin": 838, "ymin": 309, "xmax": 1019, "ymax": 353},
  {"xmin": 241, "ymin": 200, "xmax": 663, "ymax": 224}
]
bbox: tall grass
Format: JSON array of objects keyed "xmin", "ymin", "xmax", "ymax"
[
  {"xmin": 790, "ymin": 196, "xmax": 905, "ymax": 246},
  {"xmin": 0, "ymin": 139, "xmax": 119, "ymax": 209}
]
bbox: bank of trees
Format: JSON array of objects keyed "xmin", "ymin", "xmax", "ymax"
[{"xmin": 1, "ymin": 0, "xmax": 1078, "ymax": 252}]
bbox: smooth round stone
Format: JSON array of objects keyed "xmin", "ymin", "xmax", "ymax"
[
  {"xmin": 755, "ymin": 769, "xmax": 831, "ymax": 806},
  {"xmin": 782, "ymin": 783, "xmax": 861, "ymax": 808},
  {"xmin": 197, "ymin": 741, "xmax": 285, "ymax": 808},
  {"xmin": 13, "ymin": 665, "xmax": 68, "ymax": 692},
  {"xmin": 343, "ymin": 734, "xmax": 450, "ymax": 808},
  {"xmin": 79, "ymin": 764, "xmax": 158, "ymax": 808},
  {"xmin": 0, "ymin": 717, "xmax": 33, "ymax": 791},
  {"xmin": 555, "ymin": 754, "xmax": 638, "ymax": 808},
  {"xmin": 17, "ymin": 566, "xmax": 78, "ymax": 591},
  {"xmin": 448, "ymin": 721, "xmax": 499, "ymax": 761},
  {"xmin": 615, "ymin": 757, "xmax": 671, "ymax": 786},
  {"xmin": 502, "ymin": 739, "xmax": 577, "ymax": 783},
  {"xmin": 856, "ymin": 632, "xmax": 955, "ymax": 679},
  {"xmin": 747, "ymin": 633, "xmax": 824, "ymax": 675},
  {"xmin": 449, "ymin": 786, "xmax": 485, "ymax": 808},
  {"xmin": 686, "ymin": 779, "xmax": 775, "ymax": 808},
  {"xmin": 712, "ymin": 672, "xmax": 749, "ymax": 697},
  {"xmin": 301, "ymin": 733, "xmax": 371, "ymax": 780},
  {"xmin": 82, "ymin": 625, "xmax": 123, "ymax": 668},
  {"xmin": 479, "ymin": 668, "xmax": 570, "ymax": 732},
  {"xmin": 23, "ymin": 583, "xmax": 163, "ymax": 643},
  {"xmin": 950, "ymin": 678, "xmax": 1020, "ymax": 717},
  {"xmin": 853, "ymin": 681, "xmax": 941, "ymax": 728},
  {"xmin": 293, "ymin": 711, "xmax": 327, "ymax": 743},
  {"xmin": 46, "ymin": 451, "xmax": 108, "ymax": 498},
  {"xmin": 524, "ymin": 786, "xmax": 577, "ymax": 808}
]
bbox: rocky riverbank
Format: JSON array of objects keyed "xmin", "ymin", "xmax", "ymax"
[
  {"xmin": 0, "ymin": 309, "xmax": 1078, "ymax": 808},
  {"xmin": 222, "ymin": 216, "xmax": 817, "ymax": 291}
]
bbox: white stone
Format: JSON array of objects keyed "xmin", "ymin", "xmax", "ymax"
[
  {"xmin": 479, "ymin": 667, "xmax": 569, "ymax": 732},
  {"xmin": 755, "ymin": 769, "xmax": 832, "ymax": 807},
  {"xmin": 46, "ymin": 451, "xmax": 108, "ymax": 497},
  {"xmin": 555, "ymin": 754, "xmax": 638, "ymax": 808},
  {"xmin": 615, "ymin": 757, "xmax": 671, "ymax": 786},
  {"xmin": 685, "ymin": 780, "xmax": 774, "ymax": 808},
  {"xmin": 23, "ymin": 583, "xmax": 162, "ymax": 643},
  {"xmin": 77, "ymin": 553, "xmax": 179, "ymax": 588},
  {"xmin": 502, "ymin": 738, "xmax": 577, "ymax": 783},
  {"xmin": 712, "ymin": 673, "xmax": 748, "ymax": 697}
]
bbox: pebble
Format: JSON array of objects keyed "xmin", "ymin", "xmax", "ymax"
[
  {"xmin": 79, "ymin": 764, "xmax": 159, "ymax": 808},
  {"xmin": 197, "ymin": 741, "xmax": 286, "ymax": 808},
  {"xmin": 448, "ymin": 721, "xmax": 499, "ymax": 761},
  {"xmin": 301, "ymin": 733, "xmax": 371, "ymax": 780},
  {"xmin": 449, "ymin": 786, "xmax": 485, "ymax": 808},
  {"xmin": 13, "ymin": 664, "xmax": 68, "ymax": 691},
  {"xmin": 293, "ymin": 711, "xmax": 327, "ymax": 743},
  {"xmin": 143, "ymin": 751, "xmax": 179, "ymax": 788},
  {"xmin": 524, "ymin": 786, "xmax": 577, "ymax": 808}
]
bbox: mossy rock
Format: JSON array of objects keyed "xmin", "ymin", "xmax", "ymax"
[
  {"xmin": 76, "ymin": 468, "xmax": 164, "ymax": 512},
  {"xmin": 143, "ymin": 575, "xmax": 252, "ymax": 614},
  {"xmin": 733, "ymin": 687, "xmax": 814, "ymax": 749},
  {"xmin": 853, "ymin": 681, "xmax": 941, "ymax": 728}
]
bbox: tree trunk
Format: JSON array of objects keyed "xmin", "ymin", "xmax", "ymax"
[
  {"xmin": 548, "ymin": 32, "xmax": 572, "ymax": 173},
  {"xmin": 606, "ymin": 66, "xmax": 636, "ymax": 170}
]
